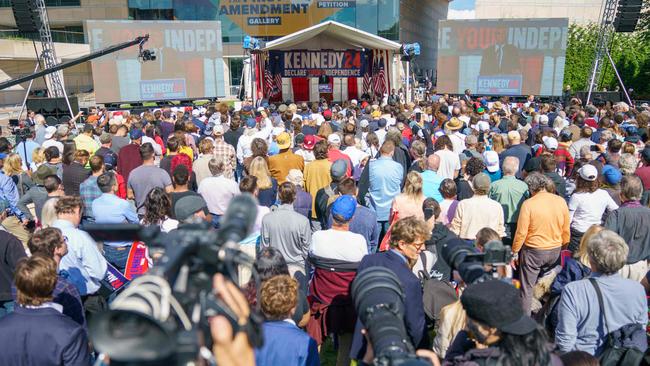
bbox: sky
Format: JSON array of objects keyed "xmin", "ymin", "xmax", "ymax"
[
  {"xmin": 448, "ymin": 0, "xmax": 476, "ymax": 19},
  {"xmin": 449, "ymin": 0, "xmax": 476, "ymax": 10}
]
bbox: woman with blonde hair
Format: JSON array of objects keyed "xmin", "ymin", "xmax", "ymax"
[
  {"xmin": 391, "ymin": 171, "xmax": 426, "ymax": 220},
  {"xmin": 432, "ymin": 300, "xmax": 467, "ymax": 358},
  {"xmin": 30, "ymin": 147, "xmax": 45, "ymax": 172},
  {"xmin": 490, "ymin": 133, "xmax": 506, "ymax": 154},
  {"xmin": 249, "ymin": 156, "xmax": 277, "ymax": 207},
  {"xmin": 4, "ymin": 153, "xmax": 32, "ymax": 196}
]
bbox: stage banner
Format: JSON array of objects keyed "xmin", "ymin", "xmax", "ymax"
[
  {"xmin": 269, "ymin": 49, "xmax": 368, "ymax": 78},
  {"xmin": 437, "ymin": 18, "xmax": 569, "ymax": 96}
]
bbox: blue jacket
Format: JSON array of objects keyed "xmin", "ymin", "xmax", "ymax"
[
  {"xmin": 255, "ymin": 321, "xmax": 319, "ymax": 366},
  {"xmin": 0, "ymin": 305, "xmax": 90, "ymax": 365},
  {"xmin": 349, "ymin": 250, "xmax": 428, "ymax": 360}
]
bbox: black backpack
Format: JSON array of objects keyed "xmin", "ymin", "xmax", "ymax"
[
  {"xmin": 417, "ymin": 251, "xmax": 458, "ymax": 326},
  {"xmin": 589, "ymin": 278, "xmax": 647, "ymax": 366}
]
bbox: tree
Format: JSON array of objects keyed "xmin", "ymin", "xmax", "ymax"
[{"xmin": 563, "ymin": 22, "xmax": 650, "ymax": 99}]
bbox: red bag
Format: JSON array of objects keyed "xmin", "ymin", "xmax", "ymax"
[{"xmin": 378, "ymin": 211, "xmax": 399, "ymax": 252}]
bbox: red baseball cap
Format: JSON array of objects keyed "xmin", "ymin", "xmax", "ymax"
[{"xmin": 303, "ymin": 135, "xmax": 316, "ymax": 150}]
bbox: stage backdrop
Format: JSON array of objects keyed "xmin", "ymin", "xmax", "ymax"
[
  {"xmin": 436, "ymin": 18, "xmax": 569, "ymax": 97},
  {"xmin": 85, "ymin": 20, "xmax": 226, "ymax": 103}
]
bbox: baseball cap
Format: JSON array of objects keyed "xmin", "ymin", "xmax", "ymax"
[
  {"xmin": 103, "ymin": 153, "xmax": 116, "ymax": 171},
  {"xmin": 213, "ymin": 124, "xmax": 225, "ymax": 136},
  {"xmin": 371, "ymin": 110, "xmax": 381, "ymax": 119},
  {"xmin": 601, "ymin": 164, "xmax": 622, "ymax": 186},
  {"xmin": 192, "ymin": 109, "xmax": 200, "ymax": 117},
  {"xmin": 56, "ymin": 124, "xmax": 69, "ymax": 137},
  {"xmin": 360, "ymin": 119, "xmax": 369, "ymax": 128},
  {"xmin": 330, "ymin": 159, "xmax": 348, "ymax": 179},
  {"xmin": 327, "ymin": 133, "xmax": 341, "ymax": 145},
  {"xmin": 175, "ymin": 196, "xmax": 208, "ymax": 222},
  {"xmin": 330, "ymin": 195, "xmax": 356, "ymax": 222},
  {"xmin": 461, "ymin": 280, "xmax": 537, "ymax": 335},
  {"xmin": 44, "ymin": 126, "xmax": 57, "ymax": 139},
  {"xmin": 242, "ymin": 105, "xmax": 253, "ymax": 112},
  {"xmin": 542, "ymin": 136, "xmax": 558, "ymax": 151},
  {"xmin": 483, "ymin": 151, "xmax": 500, "ymax": 173},
  {"xmin": 378, "ymin": 118, "xmax": 387, "ymax": 128},
  {"xmin": 472, "ymin": 172, "xmax": 491, "ymax": 191},
  {"xmin": 303, "ymin": 135, "xmax": 316, "ymax": 150},
  {"xmin": 641, "ymin": 147, "xmax": 650, "ymax": 162},
  {"xmin": 99, "ymin": 132, "xmax": 112, "ymax": 144},
  {"xmin": 276, "ymin": 132, "xmax": 291, "ymax": 149},
  {"xmin": 323, "ymin": 110, "xmax": 332, "ymax": 120},
  {"xmin": 578, "ymin": 164, "xmax": 598, "ymax": 182},
  {"xmin": 130, "ymin": 129, "xmax": 143, "ymax": 140},
  {"xmin": 204, "ymin": 123, "xmax": 215, "ymax": 136},
  {"xmin": 246, "ymin": 118, "xmax": 257, "ymax": 128},
  {"xmin": 286, "ymin": 169, "xmax": 304, "ymax": 186}
]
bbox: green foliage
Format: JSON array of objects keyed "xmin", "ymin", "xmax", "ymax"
[{"xmin": 563, "ymin": 22, "xmax": 650, "ymax": 98}]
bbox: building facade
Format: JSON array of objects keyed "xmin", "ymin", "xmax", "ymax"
[
  {"xmin": 0, "ymin": 0, "xmax": 450, "ymax": 104},
  {"xmin": 473, "ymin": 0, "xmax": 602, "ymax": 25}
]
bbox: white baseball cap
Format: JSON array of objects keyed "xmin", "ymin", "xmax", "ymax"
[
  {"xmin": 483, "ymin": 150, "xmax": 500, "ymax": 173},
  {"xmin": 542, "ymin": 136, "xmax": 558, "ymax": 151},
  {"xmin": 327, "ymin": 133, "xmax": 341, "ymax": 144},
  {"xmin": 44, "ymin": 126, "xmax": 57, "ymax": 139}
]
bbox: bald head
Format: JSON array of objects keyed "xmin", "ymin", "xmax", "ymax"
[
  {"xmin": 427, "ymin": 154, "xmax": 440, "ymax": 171},
  {"xmin": 502, "ymin": 156, "xmax": 519, "ymax": 176}
]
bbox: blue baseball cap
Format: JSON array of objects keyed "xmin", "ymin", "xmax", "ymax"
[
  {"xmin": 246, "ymin": 118, "xmax": 257, "ymax": 128},
  {"xmin": 130, "ymin": 129, "xmax": 143, "ymax": 140},
  {"xmin": 242, "ymin": 105, "xmax": 253, "ymax": 112},
  {"xmin": 331, "ymin": 195, "xmax": 356, "ymax": 222},
  {"xmin": 601, "ymin": 164, "xmax": 622, "ymax": 185}
]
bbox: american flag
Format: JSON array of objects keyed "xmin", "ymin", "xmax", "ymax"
[
  {"xmin": 264, "ymin": 56, "xmax": 281, "ymax": 98},
  {"xmin": 363, "ymin": 51, "xmax": 372, "ymax": 95},
  {"xmin": 373, "ymin": 50, "xmax": 387, "ymax": 97}
]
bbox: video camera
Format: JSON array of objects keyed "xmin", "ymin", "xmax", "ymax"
[
  {"xmin": 86, "ymin": 194, "xmax": 264, "ymax": 365},
  {"xmin": 441, "ymin": 239, "xmax": 512, "ymax": 284},
  {"xmin": 351, "ymin": 267, "xmax": 432, "ymax": 366}
]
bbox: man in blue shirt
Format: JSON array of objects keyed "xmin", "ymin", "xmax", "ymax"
[
  {"xmin": 0, "ymin": 153, "xmax": 29, "ymax": 245},
  {"xmin": 421, "ymin": 154, "xmax": 444, "ymax": 202},
  {"xmin": 92, "ymin": 172, "xmax": 139, "ymax": 272},
  {"xmin": 79, "ymin": 155, "xmax": 105, "ymax": 223},
  {"xmin": 14, "ymin": 128, "xmax": 40, "ymax": 167},
  {"xmin": 53, "ymin": 196, "xmax": 107, "ymax": 297},
  {"xmin": 556, "ymin": 229, "xmax": 647, "ymax": 355},
  {"xmin": 358, "ymin": 140, "xmax": 403, "ymax": 241}
]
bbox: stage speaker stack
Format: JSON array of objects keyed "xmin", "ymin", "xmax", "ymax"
[
  {"xmin": 27, "ymin": 97, "xmax": 79, "ymax": 126},
  {"xmin": 614, "ymin": 0, "xmax": 643, "ymax": 33},
  {"xmin": 10, "ymin": 0, "xmax": 42, "ymax": 35}
]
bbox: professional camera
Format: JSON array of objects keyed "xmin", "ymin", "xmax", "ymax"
[
  {"xmin": 351, "ymin": 267, "xmax": 432, "ymax": 366},
  {"xmin": 87, "ymin": 194, "xmax": 263, "ymax": 365},
  {"xmin": 441, "ymin": 239, "xmax": 512, "ymax": 284}
]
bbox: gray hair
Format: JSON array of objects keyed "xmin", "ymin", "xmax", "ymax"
[
  {"xmin": 524, "ymin": 172, "xmax": 553, "ymax": 194},
  {"xmin": 620, "ymin": 175, "xmax": 643, "ymax": 201},
  {"xmin": 587, "ymin": 229, "xmax": 629, "ymax": 274},
  {"xmin": 208, "ymin": 157, "xmax": 225, "ymax": 176},
  {"xmin": 619, "ymin": 153, "xmax": 638, "ymax": 176},
  {"xmin": 502, "ymin": 156, "xmax": 519, "ymax": 176}
]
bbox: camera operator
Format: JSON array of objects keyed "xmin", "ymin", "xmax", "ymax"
[
  {"xmin": 349, "ymin": 216, "xmax": 431, "ymax": 361},
  {"xmin": 443, "ymin": 280, "xmax": 559, "ymax": 365}
]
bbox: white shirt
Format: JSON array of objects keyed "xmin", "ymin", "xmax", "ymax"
[
  {"xmin": 295, "ymin": 149, "xmax": 315, "ymax": 165},
  {"xmin": 343, "ymin": 146, "xmax": 369, "ymax": 168},
  {"xmin": 310, "ymin": 229, "xmax": 368, "ymax": 262},
  {"xmin": 376, "ymin": 129, "xmax": 387, "ymax": 147},
  {"xmin": 42, "ymin": 139, "xmax": 64, "ymax": 155},
  {"xmin": 198, "ymin": 175, "xmax": 241, "ymax": 215},
  {"xmin": 568, "ymin": 189, "xmax": 619, "ymax": 232},
  {"xmin": 449, "ymin": 132, "xmax": 466, "ymax": 155},
  {"xmin": 434, "ymin": 149, "xmax": 461, "ymax": 180},
  {"xmin": 142, "ymin": 135, "xmax": 162, "ymax": 156}
]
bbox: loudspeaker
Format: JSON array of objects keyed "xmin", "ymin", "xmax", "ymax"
[
  {"xmin": 11, "ymin": 0, "xmax": 42, "ymax": 34},
  {"xmin": 27, "ymin": 96, "xmax": 79, "ymax": 126},
  {"xmin": 614, "ymin": 0, "xmax": 643, "ymax": 32}
]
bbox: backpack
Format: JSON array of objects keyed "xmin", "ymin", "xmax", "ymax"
[
  {"xmin": 171, "ymin": 153, "xmax": 192, "ymax": 175},
  {"xmin": 589, "ymin": 278, "xmax": 647, "ymax": 366},
  {"xmin": 417, "ymin": 251, "xmax": 458, "ymax": 325}
]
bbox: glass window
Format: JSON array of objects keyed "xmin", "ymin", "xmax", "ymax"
[{"xmin": 229, "ymin": 57, "xmax": 244, "ymax": 96}]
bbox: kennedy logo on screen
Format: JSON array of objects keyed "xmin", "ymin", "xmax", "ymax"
[
  {"xmin": 140, "ymin": 79, "xmax": 187, "ymax": 100},
  {"xmin": 477, "ymin": 75, "xmax": 523, "ymax": 95}
]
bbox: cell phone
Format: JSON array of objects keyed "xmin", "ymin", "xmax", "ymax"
[
  {"xmin": 416, "ymin": 112, "xmax": 422, "ymax": 121},
  {"xmin": 590, "ymin": 145, "xmax": 600, "ymax": 152}
]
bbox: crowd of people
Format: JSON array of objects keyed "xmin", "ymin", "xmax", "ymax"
[{"xmin": 0, "ymin": 91, "xmax": 650, "ymax": 366}]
